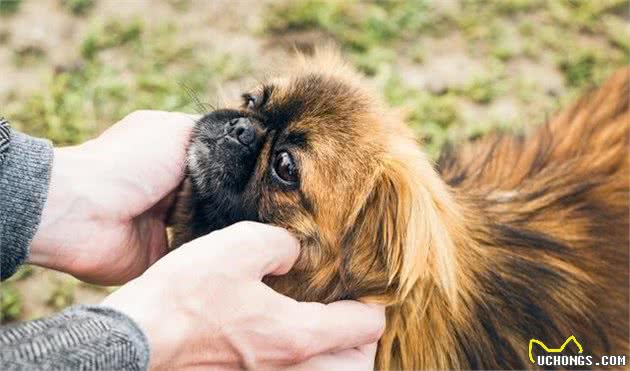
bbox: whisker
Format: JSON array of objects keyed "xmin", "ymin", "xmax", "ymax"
[{"xmin": 179, "ymin": 82, "xmax": 212, "ymax": 115}]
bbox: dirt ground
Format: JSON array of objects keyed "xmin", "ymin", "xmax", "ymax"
[{"xmin": 0, "ymin": 0, "xmax": 628, "ymax": 322}]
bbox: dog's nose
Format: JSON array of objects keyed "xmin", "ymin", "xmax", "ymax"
[{"xmin": 227, "ymin": 117, "xmax": 256, "ymax": 146}]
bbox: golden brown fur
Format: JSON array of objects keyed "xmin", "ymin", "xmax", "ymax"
[{"xmin": 172, "ymin": 51, "xmax": 629, "ymax": 369}]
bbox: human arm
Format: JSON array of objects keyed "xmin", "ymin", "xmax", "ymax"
[
  {"xmin": 0, "ymin": 112, "xmax": 185, "ymax": 370},
  {"xmin": 0, "ymin": 117, "xmax": 53, "ymax": 280},
  {"xmin": 0, "ymin": 118, "xmax": 149, "ymax": 370}
]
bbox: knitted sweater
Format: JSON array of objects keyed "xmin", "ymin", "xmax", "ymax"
[{"xmin": 0, "ymin": 118, "xmax": 150, "ymax": 370}]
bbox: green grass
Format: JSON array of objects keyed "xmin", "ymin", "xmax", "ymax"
[
  {"xmin": 10, "ymin": 266, "xmax": 34, "ymax": 281},
  {"xmin": 263, "ymin": 0, "xmax": 440, "ymax": 75},
  {"xmin": 381, "ymin": 70, "xmax": 459, "ymax": 156},
  {"xmin": 0, "ymin": 283, "xmax": 22, "ymax": 322},
  {"xmin": 60, "ymin": 0, "xmax": 95, "ymax": 15},
  {"xmin": 559, "ymin": 51, "xmax": 598, "ymax": 88},
  {"xmin": 8, "ymin": 20, "xmax": 250, "ymax": 145},
  {"xmin": 458, "ymin": 71, "xmax": 505, "ymax": 105},
  {"xmin": 81, "ymin": 18, "xmax": 143, "ymax": 60},
  {"xmin": 47, "ymin": 279, "xmax": 76, "ymax": 310},
  {"xmin": 0, "ymin": 0, "xmax": 20, "ymax": 16}
]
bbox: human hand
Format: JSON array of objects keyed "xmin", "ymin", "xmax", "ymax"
[
  {"xmin": 102, "ymin": 222, "xmax": 385, "ymax": 370},
  {"xmin": 28, "ymin": 110, "xmax": 196, "ymax": 285}
]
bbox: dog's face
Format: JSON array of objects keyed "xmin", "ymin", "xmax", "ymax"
[{"xmin": 183, "ymin": 51, "xmax": 458, "ymax": 304}]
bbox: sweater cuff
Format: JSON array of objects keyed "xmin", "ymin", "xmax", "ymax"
[
  {"xmin": 0, "ymin": 130, "xmax": 53, "ymax": 280},
  {"xmin": 0, "ymin": 305, "xmax": 150, "ymax": 370}
]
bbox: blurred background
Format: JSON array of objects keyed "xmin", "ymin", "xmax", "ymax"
[{"xmin": 0, "ymin": 0, "xmax": 628, "ymax": 323}]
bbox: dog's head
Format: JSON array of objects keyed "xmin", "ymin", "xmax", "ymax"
[{"xmin": 184, "ymin": 49, "xmax": 460, "ymax": 304}]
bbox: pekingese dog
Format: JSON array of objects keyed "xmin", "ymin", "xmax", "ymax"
[{"xmin": 171, "ymin": 50, "xmax": 629, "ymax": 369}]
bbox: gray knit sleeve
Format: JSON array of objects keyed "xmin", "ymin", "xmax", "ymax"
[
  {"xmin": 0, "ymin": 118, "xmax": 53, "ymax": 280},
  {"xmin": 0, "ymin": 305, "xmax": 150, "ymax": 370}
]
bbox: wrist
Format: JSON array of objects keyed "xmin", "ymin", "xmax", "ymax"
[
  {"xmin": 102, "ymin": 278, "xmax": 191, "ymax": 370},
  {"xmin": 28, "ymin": 144, "xmax": 100, "ymax": 271}
]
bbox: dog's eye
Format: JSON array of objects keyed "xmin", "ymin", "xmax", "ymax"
[
  {"xmin": 243, "ymin": 86, "xmax": 272, "ymax": 110},
  {"xmin": 273, "ymin": 151, "xmax": 298, "ymax": 184},
  {"xmin": 244, "ymin": 94, "xmax": 257, "ymax": 110}
]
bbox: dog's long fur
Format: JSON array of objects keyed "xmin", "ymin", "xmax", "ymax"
[
  {"xmin": 377, "ymin": 67, "xmax": 630, "ymax": 369},
  {"xmin": 172, "ymin": 51, "xmax": 629, "ymax": 369}
]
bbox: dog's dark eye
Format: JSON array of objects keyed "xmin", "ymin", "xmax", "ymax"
[
  {"xmin": 243, "ymin": 86, "xmax": 272, "ymax": 110},
  {"xmin": 273, "ymin": 151, "xmax": 298, "ymax": 184},
  {"xmin": 244, "ymin": 94, "xmax": 257, "ymax": 110}
]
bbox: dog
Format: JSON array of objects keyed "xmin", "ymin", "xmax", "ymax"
[{"xmin": 171, "ymin": 50, "xmax": 629, "ymax": 369}]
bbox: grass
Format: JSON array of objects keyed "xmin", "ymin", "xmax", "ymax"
[
  {"xmin": 0, "ymin": 266, "xmax": 36, "ymax": 322},
  {"xmin": 47, "ymin": 279, "xmax": 76, "ymax": 310},
  {"xmin": 0, "ymin": 283, "xmax": 22, "ymax": 322},
  {"xmin": 559, "ymin": 51, "xmax": 599, "ymax": 88},
  {"xmin": 457, "ymin": 65, "xmax": 506, "ymax": 105},
  {"xmin": 81, "ymin": 18, "xmax": 143, "ymax": 59},
  {"xmin": 380, "ymin": 70, "xmax": 459, "ymax": 156},
  {"xmin": 0, "ymin": 0, "xmax": 20, "ymax": 16},
  {"xmin": 60, "ymin": 0, "xmax": 95, "ymax": 15},
  {"xmin": 263, "ymin": 0, "xmax": 441, "ymax": 75},
  {"xmin": 7, "ymin": 19, "xmax": 250, "ymax": 145}
]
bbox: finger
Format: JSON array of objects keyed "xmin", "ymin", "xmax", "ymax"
[
  {"xmin": 289, "ymin": 301, "xmax": 385, "ymax": 357},
  {"xmin": 193, "ymin": 221, "xmax": 300, "ymax": 279}
]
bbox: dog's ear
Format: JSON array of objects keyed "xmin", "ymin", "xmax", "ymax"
[
  {"xmin": 345, "ymin": 142, "xmax": 461, "ymax": 304},
  {"xmin": 380, "ymin": 153, "xmax": 461, "ymax": 301}
]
